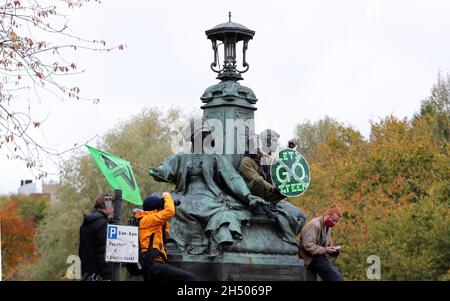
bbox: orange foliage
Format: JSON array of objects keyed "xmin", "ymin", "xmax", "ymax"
[
  {"xmin": 0, "ymin": 201, "xmax": 38, "ymax": 280},
  {"xmin": 292, "ymin": 111, "xmax": 449, "ymax": 279}
]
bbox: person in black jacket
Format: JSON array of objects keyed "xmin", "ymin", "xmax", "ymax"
[{"xmin": 79, "ymin": 194, "xmax": 114, "ymax": 280}]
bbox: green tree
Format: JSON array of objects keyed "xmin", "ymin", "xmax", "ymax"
[
  {"xmin": 344, "ymin": 195, "xmax": 449, "ymax": 280},
  {"xmin": 292, "ymin": 74, "xmax": 449, "ymax": 280},
  {"xmin": 0, "ymin": 194, "xmax": 50, "ymax": 225},
  {"xmin": 294, "ymin": 116, "xmax": 363, "ymax": 160},
  {"xmin": 16, "ymin": 107, "xmax": 180, "ymax": 280},
  {"xmin": 414, "ymin": 72, "xmax": 450, "ymax": 142}
]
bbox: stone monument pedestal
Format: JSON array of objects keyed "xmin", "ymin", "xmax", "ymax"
[
  {"xmin": 126, "ymin": 214, "xmax": 306, "ymax": 281},
  {"xmin": 167, "ymin": 252, "xmax": 305, "ymax": 281},
  {"xmin": 165, "ymin": 215, "xmax": 306, "ymax": 281}
]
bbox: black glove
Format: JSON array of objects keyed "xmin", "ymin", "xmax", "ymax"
[
  {"xmin": 270, "ymin": 185, "xmax": 281, "ymax": 193},
  {"xmin": 252, "ymin": 203, "xmax": 277, "ymax": 220},
  {"xmin": 261, "ymin": 204, "xmax": 277, "ymax": 220},
  {"xmin": 251, "ymin": 204, "xmax": 265, "ymax": 216}
]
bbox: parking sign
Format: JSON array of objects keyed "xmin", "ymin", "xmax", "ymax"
[{"xmin": 105, "ymin": 224, "xmax": 139, "ymax": 263}]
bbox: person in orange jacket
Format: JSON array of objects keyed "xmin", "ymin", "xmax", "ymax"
[{"xmin": 135, "ymin": 192, "xmax": 195, "ymax": 281}]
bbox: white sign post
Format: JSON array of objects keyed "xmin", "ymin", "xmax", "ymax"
[{"xmin": 106, "ymin": 224, "xmax": 139, "ymax": 263}]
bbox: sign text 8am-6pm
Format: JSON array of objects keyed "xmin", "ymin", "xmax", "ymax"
[{"xmin": 105, "ymin": 225, "xmax": 139, "ymax": 263}]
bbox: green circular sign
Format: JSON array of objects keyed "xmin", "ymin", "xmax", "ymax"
[{"xmin": 270, "ymin": 148, "xmax": 311, "ymax": 197}]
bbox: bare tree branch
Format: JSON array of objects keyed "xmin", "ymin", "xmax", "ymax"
[{"xmin": 0, "ymin": 0, "xmax": 124, "ymax": 180}]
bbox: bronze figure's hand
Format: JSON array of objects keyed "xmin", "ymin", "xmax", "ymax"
[{"xmin": 147, "ymin": 167, "xmax": 158, "ymax": 176}]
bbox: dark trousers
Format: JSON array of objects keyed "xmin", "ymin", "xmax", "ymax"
[
  {"xmin": 306, "ymin": 255, "xmax": 342, "ymax": 281},
  {"xmin": 143, "ymin": 261, "xmax": 196, "ymax": 281}
]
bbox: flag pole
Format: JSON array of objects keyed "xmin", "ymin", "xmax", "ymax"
[
  {"xmin": 130, "ymin": 162, "xmax": 177, "ymax": 186},
  {"xmin": 112, "ymin": 189, "xmax": 122, "ymax": 281}
]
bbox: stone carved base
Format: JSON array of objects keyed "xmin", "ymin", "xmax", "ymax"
[
  {"xmin": 165, "ymin": 215, "xmax": 304, "ymax": 281},
  {"xmin": 126, "ymin": 215, "xmax": 305, "ymax": 281},
  {"xmin": 167, "ymin": 252, "xmax": 305, "ymax": 281},
  {"xmin": 125, "ymin": 253, "xmax": 305, "ymax": 281},
  {"xmin": 228, "ymin": 215, "xmax": 298, "ymax": 255}
]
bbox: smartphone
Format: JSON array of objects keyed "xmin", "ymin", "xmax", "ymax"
[
  {"xmin": 105, "ymin": 200, "xmax": 113, "ymax": 209},
  {"xmin": 331, "ymin": 245, "xmax": 342, "ymax": 255}
]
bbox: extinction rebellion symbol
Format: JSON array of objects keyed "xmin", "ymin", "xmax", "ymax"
[{"xmin": 270, "ymin": 148, "xmax": 311, "ymax": 197}]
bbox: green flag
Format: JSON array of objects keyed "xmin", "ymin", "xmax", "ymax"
[{"xmin": 85, "ymin": 145, "xmax": 143, "ymax": 205}]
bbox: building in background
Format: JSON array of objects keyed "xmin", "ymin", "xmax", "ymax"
[
  {"xmin": 17, "ymin": 179, "xmax": 61, "ymax": 203},
  {"xmin": 42, "ymin": 180, "xmax": 61, "ymax": 203},
  {"xmin": 17, "ymin": 180, "xmax": 37, "ymax": 195}
]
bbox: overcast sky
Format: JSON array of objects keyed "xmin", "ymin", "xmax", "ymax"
[{"xmin": 1, "ymin": 0, "xmax": 450, "ymax": 194}]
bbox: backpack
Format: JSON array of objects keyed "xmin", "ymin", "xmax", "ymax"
[{"xmin": 123, "ymin": 208, "xmax": 170, "ymax": 278}]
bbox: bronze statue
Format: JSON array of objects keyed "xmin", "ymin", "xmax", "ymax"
[
  {"xmin": 138, "ymin": 15, "xmax": 308, "ymax": 280},
  {"xmin": 149, "ymin": 127, "xmax": 307, "ymax": 257}
]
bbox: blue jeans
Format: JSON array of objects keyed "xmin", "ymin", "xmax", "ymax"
[{"xmin": 306, "ymin": 255, "xmax": 342, "ymax": 281}]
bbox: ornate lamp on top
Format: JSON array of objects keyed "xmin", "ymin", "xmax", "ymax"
[{"xmin": 206, "ymin": 12, "xmax": 255, "ymax": 81}]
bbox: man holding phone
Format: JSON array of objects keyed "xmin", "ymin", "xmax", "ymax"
[
  {"xmin": 79, "ymin": 193, "xmax": 115, "ymax": 280},
  {"xmin": 298, "ymin": 204, "xmax": 343, "ymax": 281}
]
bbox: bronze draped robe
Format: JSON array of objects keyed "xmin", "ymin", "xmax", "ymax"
[{"xmin": 152, "ymin": 152, "xmax": 306, "ymax": 255}]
